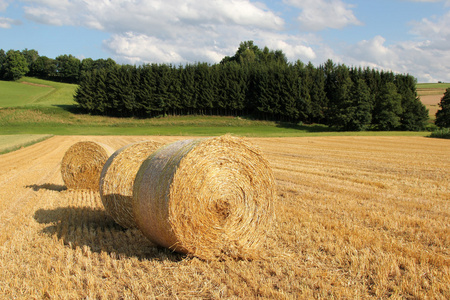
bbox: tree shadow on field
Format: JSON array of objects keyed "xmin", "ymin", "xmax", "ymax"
[
  {"xmin": 53, "ymin": 104, "xmax": 85, "ymax": 114},
  {"xmin": 33, "ymin": 206, "xmax": 184, "ymax": 262},
  {"xmin": 275, "ymin": 122, "xmax": 338, "ymax": 133},
  {"xmin": 26, "ymin": 183, "xmax": 67, "ymax": 192}
]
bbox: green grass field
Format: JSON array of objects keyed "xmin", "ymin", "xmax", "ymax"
[
  {"xmin": 416, "ymin": 82, "xmax": 450, "ymax": 90},
  {"xmin": 0, "ymin": 134, "xmax": 53, "ymax": 154},
  {"xmin": 0, "ymin": 77, "xmax": 439, "ymax": 144},
  {"xmin": 0, "ymin": 77, "xmax": 76, "ymax": 107}
]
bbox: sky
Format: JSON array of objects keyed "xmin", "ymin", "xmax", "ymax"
[{"xmin": 1, "ymin": 0, "xmax": 449, "ymax": 83}]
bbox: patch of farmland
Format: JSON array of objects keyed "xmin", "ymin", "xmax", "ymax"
[
  {"xmin": 0, "ymin": 135, "xmax": 449, "ymax": 299},
  {"xmin": 420, "ymin": 94, "xmax": 442, "ymax": 105}
]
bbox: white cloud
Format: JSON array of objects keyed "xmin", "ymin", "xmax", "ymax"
[
  {"xmin": 348, "ymin": 36, "xmax": 398, "ymax": 69},
  {"xmin": 406, "ymin": 10, "xmax": 450, "ymax": 81},
  {"xmin": 0, "ymin": 16, "xmax": 22, "ymax": 28},
  {"xmin": 23, "ymin": 0, "xmax": 284, "ymax": 32},
  {"xmin": 0, "ymin": 0, "xmax": 9, "ymax": 12},
  {"xmin": 345, "ymin": 32, "xmax": 450, "ymax": 83},
  {"xmin": 104, "ymin": 32, "xmax": 193, "ymax": 64},
  {"xmin": 260, "ymin": 32, "xmax": 317, "ymax": 60},
  {"xmin": 410, "ymin": 11, "xmax": 450, "ymax": 46},
  {"xmin": 283, "ymin": 0, "xmax": 362, "ymax": 31},
  {"xmin": 0, "ymin": 1, "xmax": 23, "ymax": 28},
  {"xmin": 332, "ymin": 3, "xmax": 450, "ymax": 83},
  {"xmin": 103, "ymin": 26, "xmax": 318, "ymax": 66},
  {"xmin": 21, "ymin": 0, "xmax": 325, "ymax": 65}
]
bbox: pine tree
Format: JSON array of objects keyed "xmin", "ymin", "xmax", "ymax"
[
  {"xmin": 396, "ymin": 75, "xmax": 428, "ymax": 131},
  {"xmin": 435, "ymin": 88, "xmax": 450, "ymax": 128},
  {"xmin": 309, "ymin": 64, "xmax": 327, "ymax": 123},
  {"xmin": 180, "ymin": 64, "xmax": 196, "ymax": 115},
  {"xmin": 0, "ymin": 49, "xmax": 6, "ymax": 78},
  {"xmin": 293, "ymin": 61, "xmax": 312, "ymax": 123},
  {"xmin": 344, "ymin": 78, "xmax": 372, "ymax": 131},
  {"xmin": 326, "ymin": 64, "xmax": 354, "ymax": 128},
  {"xmin": 74, "ymin": 71, "xmax": 95, "ymax": 112},
  {"xmin": 372, "ymin": 82, "xmax": 403, "ymax": 130}
]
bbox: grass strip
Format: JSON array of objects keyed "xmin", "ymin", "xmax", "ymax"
[{"xmin": 0, "ymin": 134, "xmax": 53, "ymax": 155}]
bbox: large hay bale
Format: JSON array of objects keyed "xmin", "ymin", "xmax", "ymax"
[
  {"xmin": 61, "ymin": 141, "xmax": 114, "ymax": 190},
  {"xmin": 100, "ymin": 140, "xmax": 164, "ymax": 229},
  {"xmin": 133, "ymin": 135, "xmax": 276, "ymax": 259}
]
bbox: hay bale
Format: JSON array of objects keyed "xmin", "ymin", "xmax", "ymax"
[
  {"xmin": 99, "ymin": 140, "xmax": 164, "ymax": 229},
  {"xmin": 61, "ymin": 141, "xmax": 114, "ymax": 190},
  {"xmin": 133, "ymin": 135, "xmax": 276, "ymax": 259}
]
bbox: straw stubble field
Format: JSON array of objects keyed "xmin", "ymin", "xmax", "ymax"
[{"xmin": 0, "ymin": 135, "xmax": 448, "ymax": 299}]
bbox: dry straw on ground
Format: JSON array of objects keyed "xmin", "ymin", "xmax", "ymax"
[
  {"xmin": 61, "ymin": 141, "xmax": 114, "ymax": 190},
  {"xmin": 133, "ymin": 135, "xmax": 276, "ymax": 260},
  {"xmin": 100, "ymin": 140, "xmax": 164, "ymax": 229}
]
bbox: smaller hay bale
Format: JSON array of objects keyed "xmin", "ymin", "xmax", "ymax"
[
  {"xmin": 133, "ymin": 135, "xmax": 276, "ymax": 260},
  {"xmin": 61, "ymin": 141, "xmax": 114, "ymax": 190},
  {"xmin": 99, "ymin": 140, "xmax": 164, "ymax": 229}
]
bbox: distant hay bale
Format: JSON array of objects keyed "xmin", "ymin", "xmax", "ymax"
[
  {"xmin": 99, "ymin": 140, "xmax": 164, "ymax": 229},
  {"xmin": 133, "ymin": 135, "xmax": 276, "ymax": 259},
  {"xmin": 61, "ymin": 141, "xmax": 114, "ymax": 190}
]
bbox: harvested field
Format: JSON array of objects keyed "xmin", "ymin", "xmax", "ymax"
[
  {"xmin": 0, "ymin": 135, "xmax": 449, "ymax": 299},
  {"xmin": 420, "ymin": 94, "xmax": 442, "ymax": 105}
]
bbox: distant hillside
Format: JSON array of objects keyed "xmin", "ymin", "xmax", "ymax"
[{"xmin": 0, "ymin": 77, "xmax": 76, "ymax": 108}]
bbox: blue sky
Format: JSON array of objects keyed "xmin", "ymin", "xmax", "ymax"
[{"xmin": 1, "ymin": 0, "xmax": 449, "ymax": 82}]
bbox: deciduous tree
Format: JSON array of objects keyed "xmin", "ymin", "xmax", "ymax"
[{"xmin": 2, "ymin": 50, "xmax": 29, "ymax": 80}]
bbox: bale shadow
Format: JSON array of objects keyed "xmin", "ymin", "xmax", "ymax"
[
  {"xmin": 34, "ymin": 206, "xmax": 184, "ymax": 262},
  {"xmin": 26, "ymin": 183, "xmax": 67, "ymax": 192}
]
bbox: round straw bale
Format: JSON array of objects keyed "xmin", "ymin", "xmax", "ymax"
[
  {"xmin": 61, "ymin": 141, "xmax": 114, "ymax": 190},
  {"xmin": 133, "ymin": 135, "xmax": 276, "ymax": 259},
  {"xmin": 99, "ymin": 140, "xmax": 164, "ymax": 229}
]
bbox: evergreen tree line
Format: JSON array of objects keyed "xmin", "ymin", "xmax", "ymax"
[{"xmin": 74, "ymin": 59, "xmax": 428, "ymax": 131}]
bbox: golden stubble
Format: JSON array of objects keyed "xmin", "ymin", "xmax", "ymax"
[{"xmin": 0, "ymin": 135, "xmax": 448, "ymax": 299}]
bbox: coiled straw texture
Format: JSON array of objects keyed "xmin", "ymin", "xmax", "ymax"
[
  {"xmin": 133, "ymin": 135, "xmax": 276, "ymax": 260},
  {"xmin": 61, "ymin": 141, "xmax": 114, "ymax": 190},
  {"xmin": 100, "ymin": 140, "xmax": 164, "ymax": 229}
]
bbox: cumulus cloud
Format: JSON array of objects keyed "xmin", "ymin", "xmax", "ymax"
[
  {"xmin": 346, "ymin": 29, "xmax": 450, "ymax": 83},
  {"xmin": 104, "ymin": 26, "xmax": 318, "ymax": 65},
  {"xmin": 410, "ymin": 10, "xmax": 450, "ymax": 46},
  {"xmin": 259, "ymin": 32, "xmax": 317, "ymax": 60},
  {"xmin": 0, "ymin": 16, "xmax": 22, "ymax": 28},
  {"xmin": 104, "ymin": 32, "xmax": 216, "ymax": 64},
  {"xmin": 406, "ymin": 10, "xmax": 450, "ymax": 81},
  {"xmin": 283, "ymin": 0, "xmax": 362, "ymax": 31},
  {"xmin": 0, "ymin": 0, "xmax": 22, "ymax": 28},
  {"xmin": 22, "ymin": 0, "xmax": 323, "ymax": 65},
  {"xmin": 23, "ymin": 0, "xmax": 284, "ymax": 32},
  {"xmin": 21, "ymin": 0, "xmax": 280, "ymax": 62},
  {"xmin": 347, "ymin": 36, "xmax": 398, "ymax": 69},
  {"xmin": 0, "ymin": 0, "xmax": 9, "ymax": 11}
]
